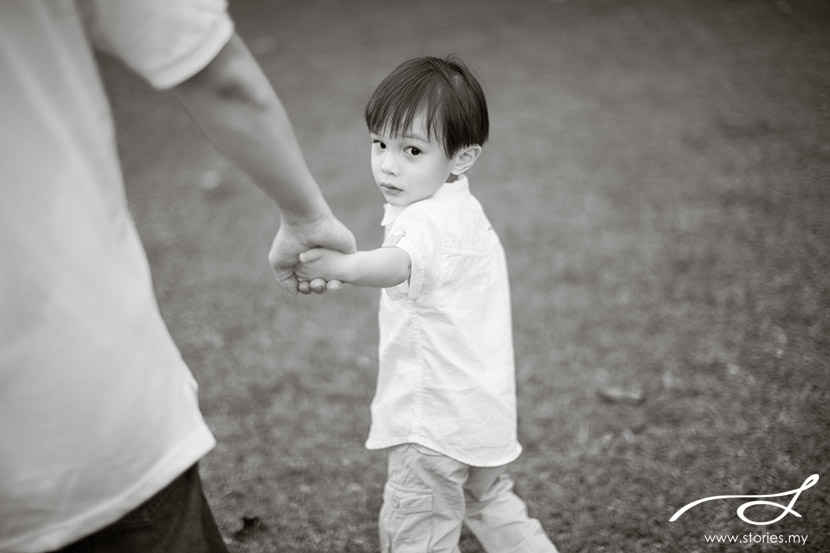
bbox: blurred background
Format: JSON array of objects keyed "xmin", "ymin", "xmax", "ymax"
[{"xmin": 100, "ymin": 0, "xmax": 829, "ymax": 551}]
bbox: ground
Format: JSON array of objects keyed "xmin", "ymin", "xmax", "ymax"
[{"xmin": 101, "ymin": 0, "xmax": 830, "ymax": 551}]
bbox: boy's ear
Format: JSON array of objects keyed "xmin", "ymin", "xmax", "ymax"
[{"xmin": 450, "ymin": 145, "xmax": 482, "ymax": 176}]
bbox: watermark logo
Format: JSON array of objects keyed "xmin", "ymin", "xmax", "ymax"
[{"xmin": 669, "ymin": 474, "xmax": 819, "ymax": 526}]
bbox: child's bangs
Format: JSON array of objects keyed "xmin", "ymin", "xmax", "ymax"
[{"xmin": 366, "ymin": 78, "xmax": 445, "ymax": 143}]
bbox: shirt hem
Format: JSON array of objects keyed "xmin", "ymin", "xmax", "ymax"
[
  {"xmin": 366, "ymin": 437, "xmax": 522, "ymax": 468},
  {"xmin": 0, "ymin": 426, "xmax": 216, "ymax": 553}
]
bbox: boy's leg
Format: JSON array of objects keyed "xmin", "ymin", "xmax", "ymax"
[
  {"xmin": 463, "ymin": 466, "xmax": 559, "ymax": 553},
  {"xmin": 54, "ymin": 463, "xmax": 228, "ymax": 553},
  {"xmin": 378, "ymin": 444, "xmax": 468, "ymax": 553}
]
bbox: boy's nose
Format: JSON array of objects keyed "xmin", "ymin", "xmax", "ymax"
[{"xmin": 380, "ymin": 152, "xmax": 398, "ymax": 175}]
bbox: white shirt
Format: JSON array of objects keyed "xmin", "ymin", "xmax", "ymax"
[
  {"xmin": 366, "ymin": 176, "xmax": 522, "ymax": 467},
  {"xmin": 0, "ymin": 2, "xmax": 232, "ymax": 551}
]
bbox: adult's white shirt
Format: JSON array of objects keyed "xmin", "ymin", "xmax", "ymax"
[
  {"xmin": 367, "ymin": 177, "xmax": 523, "ymax": 467},
  {"xmin": 0, "ymin": 1, "xmax": 232, "ymax": 551}
]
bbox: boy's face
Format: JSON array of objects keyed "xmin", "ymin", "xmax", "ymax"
[{"xmin": 370, "ymin": 112, "xmax": 456, "ymax": 207}]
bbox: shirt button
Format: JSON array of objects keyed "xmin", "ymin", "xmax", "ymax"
[{"xmin": 391, "ymin": 496, "xmax": 400, "ymax": 508}]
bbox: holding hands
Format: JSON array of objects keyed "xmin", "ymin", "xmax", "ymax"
[
  {"xmin": 295, "ymin": 248, "xmax": 353, "ymax": 286},
  {"xmin": 294, "ymin": 244, "xmax": 411, "ymax": 291},
  {"xmin": 268, "ymin": 211, "xmax": 355, "ymax": 295}
]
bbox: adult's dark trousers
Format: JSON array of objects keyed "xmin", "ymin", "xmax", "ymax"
[{"xmin": 52, "ymin": 463, "xmax": 228, "ymax": 553}]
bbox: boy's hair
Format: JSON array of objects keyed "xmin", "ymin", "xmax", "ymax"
[{"xmin": 365, "ymin": 56, "xmax": 489, "ymax": 156}]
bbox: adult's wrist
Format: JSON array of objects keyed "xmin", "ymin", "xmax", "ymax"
[{"xmin": 278, "ymin": 199, "xmax": 332, "ymax": 228}]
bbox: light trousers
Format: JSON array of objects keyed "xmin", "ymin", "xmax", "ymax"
[{"xmin": 379, "ymin": 444, "xmax": 559, "ymax": 553}]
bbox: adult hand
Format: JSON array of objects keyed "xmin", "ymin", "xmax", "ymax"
[{"xmin": 268, "ymin": 212, "xmax": 356, "ymax": 295}]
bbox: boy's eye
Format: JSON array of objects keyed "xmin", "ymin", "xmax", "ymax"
[
  {"xmin": 407, "ymin": 147, "xmax": 421, "ymax": 156},
  {"xmin": 373, "ymin": 140, "xmax": 386, "ymax": 149}
]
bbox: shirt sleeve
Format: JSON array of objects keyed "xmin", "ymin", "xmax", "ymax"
[
  {"xmin": 80, "ymin": 0, "xmax": 234, "ymax": 89},
  {"xmin": 382, "ymin": 208, "xmax": 442, "ymax": 302}
]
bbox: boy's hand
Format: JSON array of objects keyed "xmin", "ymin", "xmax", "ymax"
[
  {"xmin": 268, "ymin": 213, "xmax": 356, "ymax": 295},
  {"xmin": 296, "ymin": 248, "xmax": 351, "ymax": 285}
]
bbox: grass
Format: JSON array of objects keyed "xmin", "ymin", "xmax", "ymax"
[{"xmin": 102, "ymin": 0, "xmax": 829, "ymax": 550}]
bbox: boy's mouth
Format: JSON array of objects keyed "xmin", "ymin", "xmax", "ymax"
[{"xmin": 380, "ymin": 183, "xmax": 403, "ymax": 194}]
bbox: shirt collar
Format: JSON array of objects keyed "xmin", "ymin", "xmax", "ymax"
[
  {"xmin": 381, "ymin": 203, "xmax": 404, "ymax": 227},
  {"xmin": 381, "ymin": 175, "xmax": 470, "ymax": 227}
]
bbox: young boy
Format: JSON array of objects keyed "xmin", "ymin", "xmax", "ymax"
[{"xmin": 295, "ymin": 56, "xmax": 559, "ymax": 553}]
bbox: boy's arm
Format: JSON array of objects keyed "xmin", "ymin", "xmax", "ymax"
[{"xmin": 297, "ymin": 247, "xmax": 411, "ymax": 289}]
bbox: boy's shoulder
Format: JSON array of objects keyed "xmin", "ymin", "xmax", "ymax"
[
  {"xmin": 403, "ymin": 186, "xmax": 475, "ymax": 220},
  {"xmin": 397, "ymin": 197, "xmax": 447, "ymax": 225},
  {"xmin": 398, "ymin": 196, "xmax": 471, "ymax": 236},
  {"xmin": 397, "ymin": 192, "xmax": 491, "ymax": 240}
]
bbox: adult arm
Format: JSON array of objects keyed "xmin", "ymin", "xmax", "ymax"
[{"xmin": 172, "ymin": 32, "xmax": 354, "ymax": 294}]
